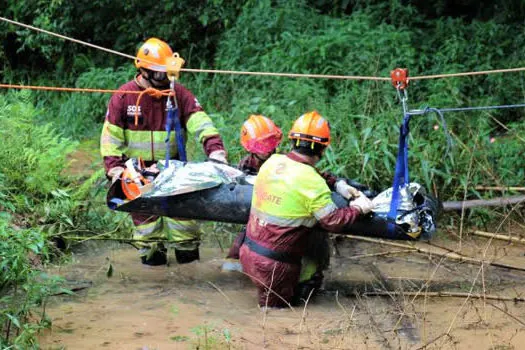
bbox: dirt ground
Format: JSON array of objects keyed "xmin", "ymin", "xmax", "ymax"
[{"xmin": 38, "ymin": 232, "xmax": 525, "ymax": 350}]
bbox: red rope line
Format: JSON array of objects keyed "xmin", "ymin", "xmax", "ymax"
[
  {"xmin": 133, "ymin": 88, "xmax": 171, "ymax": 125},
  {"xmin": 0, "ymin": 83, "xmax": 139, "ymax": 94}
]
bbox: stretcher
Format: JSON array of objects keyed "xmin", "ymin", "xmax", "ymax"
[{"xmin": 106, "ymin": 161, "xmax": 441, "ymax": 240}]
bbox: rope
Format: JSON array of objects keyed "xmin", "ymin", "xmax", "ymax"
[
  {"xmin": 0, "ymin": 83, "xmax": 140, "ymax": 94},
  {"xmin": 181, "ymin": 68, "xmax": 389, "ymax": 81},
  {"xmin": 0, "ymin": 16, "xmax": 142, "ymax": 63},
  {"xmin": 134, "ymin": 87, "xmax": 170, "ymax": 125},
  {"xmin": 2, "ymin": 16, "xmax": 524, "ymax": 81},
  {"xmin": 411, "ymin": 103, "xmax": 525, "ymax": 113},
  {"xmin": 0, "ymin": 16, "xmax": 387, "ymax": 82},
  {"xmin": 0, "ymin": 83, "xmax": 171, "ymax": 127},
  {"xmin": 411, "ymin": 67, "xmax": 525, "ymax": 80}
]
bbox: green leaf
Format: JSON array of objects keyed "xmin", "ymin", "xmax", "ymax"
[
  {"xmin": 58, "ymin": 287, "xmax": 75, "ymax": 296},
  {"xmin": 6, "ymin": 313, "xmax": 21, "ymax": 328},
  {"xmin": 170, "ymin": 335, "xmax": 189, "ymax": 342},
  {"xmin": 223, "ymin": 328, "xmax": 232, "ymax": 342}
]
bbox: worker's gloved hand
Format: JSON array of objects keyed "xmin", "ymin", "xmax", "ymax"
[
  {"xmin": 349, "ymin": 192, "xmax": 375, "ymax": 214},
  {"xmin": 208, "ymin": 150, "xmax": 228, "ymax": 164},
  {"xmin": 335, "ymin": 180, "xmax": 360, "ymax": 200},
  {"xmin": 107, "ymin": 166, "xmax": 125, "ymax": 184}
]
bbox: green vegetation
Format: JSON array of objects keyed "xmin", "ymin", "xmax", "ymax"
[
  {"xmin": 0, "ymin": 0, "xmax": 524, "ymax": 347},
  {"xmin": 0, "ymin": 91, "xmax": 131, "ymax": 347}
]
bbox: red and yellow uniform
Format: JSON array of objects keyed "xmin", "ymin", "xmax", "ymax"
[
  {"xmin": 240, "ymin": 152, "xmax": 361, "ymax": 307},
  {"xmin": 100, "ymin": 77, "xmax": 225, "ymax": 258}
]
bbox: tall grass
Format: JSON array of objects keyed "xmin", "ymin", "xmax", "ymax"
[
  {"xmin": 181, "ymin": 0, "xmax": 525, "ymax": 201},
  {"xmin": 3, "ymin": 0, "xmax": 523, "ymax": 226},
  {"xmin": 0, "ymin": 91, "xmax": 133, "ymax": 347}
]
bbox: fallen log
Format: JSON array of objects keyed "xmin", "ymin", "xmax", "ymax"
[
  {"xmin": 338, "ymin": 234, "xmax": 525, "ymax": 272},
  {"xmin": 442, "ymin": 195, "xmax": 525, "ymax": 211},
  {"xmin": 471, "ymin": 230, "xmax": 525, "ymax": 245},
  {"xmin": 475, "ymin": 186, "xmax": 525, "ymax": 192},
  {"xmin": 360, "ymin": 291, "xmax": 525, "ymax": 302}
]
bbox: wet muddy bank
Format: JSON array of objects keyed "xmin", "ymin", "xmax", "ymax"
[{"xmin": 40, "ymin": 236, "xmax": 525, "ymax": 349}]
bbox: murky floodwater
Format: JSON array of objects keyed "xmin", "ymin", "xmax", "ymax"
[{"xmin": 39, "ymin": 236, "xmax": 525, "ymax": 349}]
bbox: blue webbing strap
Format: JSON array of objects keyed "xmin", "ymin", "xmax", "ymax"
[
  {"xmin": 165, "ymin": 95, "xmax": 187, "ymax": 167},
  {"xmin": 165, "ymin": 104, "xmax": 175, "ymax": 167},
  {"xmin": 387, "ymin": 113, "xmax": 411, "ymax": 235},
  {"xmin": 173, "ymin": 106, "xmax": 187, "ymax": 162},
  {"xmin": 385, "ymin": 101, "xmax": 525, "ymax": 236},
  {"xmin": 163, "ymin": 94, "xmax": 188, "ymax": 215}
]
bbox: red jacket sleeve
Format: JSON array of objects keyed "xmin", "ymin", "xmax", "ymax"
[
  {"xmin": 318, "ymin": 206, "xmax": 361, "ymax": 232},
  {"xmin": 102, "ymin": 92, "xmax": 127, "ymax": 173},
  {"xmin": 320, "ymin": 171, "xmax": 338, "ymax": 190},
  {"xmin": 203, "ymin": 135, "xmax": 225, "ymax": 156}
]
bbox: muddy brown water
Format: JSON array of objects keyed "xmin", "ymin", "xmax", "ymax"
[{"xmin": 39, "ymin": 236, "xmax": 525, "ymax": 349}]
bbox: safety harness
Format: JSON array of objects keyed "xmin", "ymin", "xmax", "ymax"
[
  {"xmin": 165, "ymin": 93, "xmax": 186, "ymax": 164},
  {"xmin": 244, "ymin": 236, "xmax": 302, "ymax": 265},
  {"xmin": 165, "ymin": 53, "xmax": 187, "ymax": 166}
]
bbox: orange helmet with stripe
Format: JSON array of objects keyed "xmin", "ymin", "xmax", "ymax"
[
  {"xmin": 240, "ymin": 115, "xmax": 283, "ymax": 154},
  {"xmin": 288, "ymin": 111, "xmax": 330, "ymax": 146},
  {"xmin": 135, "ymin": 38, "xmax": 174, "ymax": 72}
]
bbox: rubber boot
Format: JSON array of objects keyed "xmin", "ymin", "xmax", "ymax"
[
  {"xmin": 175, "ymin": 248, "xmax": 200, "ymax": 264},
  {"xmin": 140, "ymin": 247, "xmax": 167, "ymax": 266},
  {"xmin": 292, "ymin": 272, "xmax": 324, "ymax": 306}
]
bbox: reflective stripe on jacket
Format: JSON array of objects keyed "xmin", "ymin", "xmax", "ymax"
[
  {"xmin": 100, "ymin": 78, "xmax": 223, "ymax": 172},
  {"xmin": 246, "ymin": 153, "xmax": 361, "ymax": 256},
  {"xmin": 252, "ymin": 154, "xmax": 336, "ymax": 224}
]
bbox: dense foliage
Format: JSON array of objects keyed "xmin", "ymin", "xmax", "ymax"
[
  {"xmin": 0, "ymin": 1, "xmax": 524, "ymax": 346},
  {"xmin": 2, "ymin": 0, "xmax": 522, "ymax": 193},
  {"xmin": 200, "ymin": 0, "xmax": 525, "ymax": 194},
  {"xmin": 0, "ymin": 91, "xmax": 132, "ymax": 346}
]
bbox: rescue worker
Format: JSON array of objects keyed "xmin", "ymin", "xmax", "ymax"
[
  {"xmin": 100, "ymin": 38, "xmax": 228, "ymax": 266},
  {"xmin": 239, "ymin": 111, "xmax": 375, "ymax": 308},
  {"xmin": 226, "ymin": 114, "xmax": 365, "ymax": 284},
  {"xmin": 237, "ymin": 114, "xmax": 283, "ymax": 175},
  {"xmin": 223, "ymin": 115, "xmax": 283, "ymax": 267}
]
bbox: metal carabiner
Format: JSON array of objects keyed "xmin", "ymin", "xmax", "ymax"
[{"xmin": 396, "ymin": 85, "xmax": 409, "ymax": 115}]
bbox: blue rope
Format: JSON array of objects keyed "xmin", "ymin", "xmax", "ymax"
[
  {"xmin": 407, "ymin": 102, "xmax": 525, "ymax": 154},
  {"xmin": 409, "ymin": 103, "xmax": 525, "ymax": 114},
  {"xmin": 437, "ymin": 103, "xmax": 525, "ymax": 113}
]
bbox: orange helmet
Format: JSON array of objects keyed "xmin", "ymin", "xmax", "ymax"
[
  {"xmin": 288, "ymin": 111, "xmax": 330, "ymax": 146},
  {"xmin": 121, "ymin": 168, "xmax": 150, "ymax": 200},
  {"xmin": 240, "ymin": 115, "xmax": 283, "ymax": 154},
  {"xmin": 134, "ymin": 38, "xmax": 173, "ymax": 72}
]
